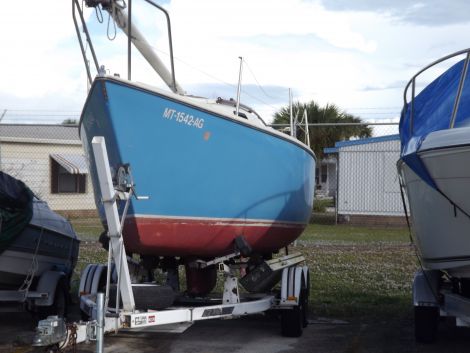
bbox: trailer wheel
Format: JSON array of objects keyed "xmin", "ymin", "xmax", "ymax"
[
  {"xmin": 302, "ymin": 273, "xmax": 310, "ymax": 328},
  {"xmin": 281, "ymin": 285, "xmax": 306, "ymax": 337},
  {"xmin": 414, "ymin": 306, "xmax": 439, "ymax": 343}
]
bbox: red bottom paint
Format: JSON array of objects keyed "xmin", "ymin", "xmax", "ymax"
[{"xmin": 122, "ymin": 216, "xmax": 306, "ymax": 257}]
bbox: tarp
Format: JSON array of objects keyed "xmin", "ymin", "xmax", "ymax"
[
  {"xmin": 399, "ymin": 59, "xmax": 470, "ymax": 188},
  {"xmin": 0, "ymin": 172, "xmax": 34, "ymax": 253}
]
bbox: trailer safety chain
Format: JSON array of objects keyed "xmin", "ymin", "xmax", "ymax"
[
  {"xmin": 18, "ymin": 225, "xmax": 45, "ymax": 296},
  {"xmin": 68, "ymin": 324, "xmax": 78, "ymax": 353},
  {"xmin": 54, "ymin": 324, "xmax": 77, "ymax": 353}
]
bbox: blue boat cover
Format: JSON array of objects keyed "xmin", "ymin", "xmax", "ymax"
[{"xmin": 399, "ymin": 59, "xmax": 470, "ymax": 188}]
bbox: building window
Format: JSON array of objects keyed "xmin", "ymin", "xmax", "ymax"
[{"xmin": 51, "ymin": 159, "xmax": 86, "ymax": 194}]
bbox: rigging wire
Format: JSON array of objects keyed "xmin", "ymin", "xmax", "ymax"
[
  {"xmin": 77, "ymin": 4, "xmax": 403, "ymax": 119},
  {"xmin": 138, "ymin": 42, "xmax": 283, "ymax": 112},
  {"xmin": 242, "ymin": 58, "xmax": 280, "ymax": 101}
]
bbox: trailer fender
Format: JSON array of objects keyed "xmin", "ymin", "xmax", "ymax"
[
  {"xmin": 302, "ymin": 266, "xmax": 310, "ymax": 292},
  {"xmin": 90, "ymin": 264, "xmax": 107, "ymax": 295},
  {"xmin": 79, "ymin": 264, "xmax": 99, "ymax": 296},
  {"xmin": 413, "ymin": 270, "xmax": 440, "ymax": 307},
  {"xmin": 280, "ymin": 266, "xmax": 305, "ymax": 305},
  {"xmin": 35, "ymin": 271, "xmax": 66, "ymax": 306}
]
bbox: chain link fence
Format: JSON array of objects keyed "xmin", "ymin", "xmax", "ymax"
[{"xmin": 0, "ymin": 120, "xmax": 404, "ymax": 229}]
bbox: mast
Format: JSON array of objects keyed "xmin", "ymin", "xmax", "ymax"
[{"xmin": 106, "ymin": 2, "xmax": 185, "ymax": 94}]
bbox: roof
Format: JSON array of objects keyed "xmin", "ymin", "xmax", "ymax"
[
  {"xmin": 0, "ymin": 124, "xmax": 79, "ymax": 142},
  {"xmin": 324, "ymin": 134, "xmax": 400, "ymax": 154}
]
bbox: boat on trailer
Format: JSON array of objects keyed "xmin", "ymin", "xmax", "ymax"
[
  {"xmin": 0, "ymin": 171, "xmax": 79, "ymax": 315},
  {"xmin": 398, "ymin": 48, "xmax": 470, "ymax": 342},
  {"xmin": 74, "ymin": 0, "xmax": 315, "ymax": 295},
  {"xmin": 32, "ymin": 3, "xmax": 314, "ymax": 348}
]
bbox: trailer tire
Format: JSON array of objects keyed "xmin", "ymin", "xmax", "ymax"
[
  {"xmin": 414, "ymin": 306, "xmax": 439, "ymax": 343},
  {"xmin": 302, "ymin": 273, "xmax": 310, "ymax": 328},
  {"xmin": 281, "ymin": 286, "xmax": 305, "ymax": 337}
]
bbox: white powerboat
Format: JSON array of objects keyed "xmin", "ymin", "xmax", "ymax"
[
  {"xmin": 398, "ymin": 49, "xmax": 470, "ymax": 342},
  {"xmin": 398, "ymin": 47, "xmax": 470, "ymax": 276},
  {"xmin": 398, "ymin": 49, "xmax": 470, "ymax": 278}
]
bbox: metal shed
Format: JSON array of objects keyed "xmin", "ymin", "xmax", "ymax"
[{"xmin": 324, "ymin": 134, "xmax": 405, "ymax": 226}]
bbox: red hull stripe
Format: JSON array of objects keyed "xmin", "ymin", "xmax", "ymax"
[{"xmin": 122, "ymin": 216, "xmax": 306, "ymax": 257}]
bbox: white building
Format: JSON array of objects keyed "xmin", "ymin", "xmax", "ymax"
[
  {"xmin": 0, "ymin": 124, "xmax": 96, "ymax": 217},
  {"xmin": 324, "ymin": 134, "xmax": 406, "ymax": 226}
]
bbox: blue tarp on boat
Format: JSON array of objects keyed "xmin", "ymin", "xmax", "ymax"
[{"xmin": 399, "ymin": 59, "xmax": 470, "ymax": 188}]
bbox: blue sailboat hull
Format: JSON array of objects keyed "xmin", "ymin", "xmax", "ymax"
[{"xmin": 80, "ymin": 77, "xmax": 315, "ymax": 257}]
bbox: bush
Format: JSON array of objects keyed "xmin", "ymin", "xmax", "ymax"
[{"xmin": 313, "ymin": 198, "xmax": 334, "ymax": 213}]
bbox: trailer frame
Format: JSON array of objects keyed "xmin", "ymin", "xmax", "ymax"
[{"xmin": 32, "ymin": 136, "xmax": 311, "ymax": 350}]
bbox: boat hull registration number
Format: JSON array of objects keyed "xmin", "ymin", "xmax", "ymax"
[{"xmin": 163, "ymin": 108, "xmax": 204, "ymax": 129}]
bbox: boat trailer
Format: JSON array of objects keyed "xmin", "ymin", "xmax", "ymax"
[
  {"xmin": 32, "ymin": 136, "xmax": 310, "ymax": 351},
  {"xmin": 413, "ymin": 269, "xmax": 470, "ymax": 342}
]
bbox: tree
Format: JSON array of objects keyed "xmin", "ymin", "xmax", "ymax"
[{"xmin": 273, "ymin": 101, "xmax": 372, "ymax": 159}]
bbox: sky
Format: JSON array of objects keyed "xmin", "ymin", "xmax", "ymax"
[{"xmin": 1, "ymin": 0, "xmax": 470, "ymax": 126}]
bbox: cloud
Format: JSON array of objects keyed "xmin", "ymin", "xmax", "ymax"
[
  {"xmin": 0, "ymin": 1, "xmax": 87, "ymax": 102},
  {"xmin": 318, "ymin": 0, "xmax": 470, "ymax": 26},
  {"xmin": 185, "ymin": 83, "xmax": 289, "ymax": 104},
  {"xmin": 2, "ymin": 0, "xmax": 470, "ymax": 126},
  {"xmin": 168, "ymin": 0, "xmax": 376, "ymax": 53},
  {"xmin": 361, "ymin": 81, "xmax": 408, "ymax": 92}
]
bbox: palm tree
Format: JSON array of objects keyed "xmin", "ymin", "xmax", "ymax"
[{"xmin": 273, "ymin": 101, "xmax": 372, "ymax": 159}]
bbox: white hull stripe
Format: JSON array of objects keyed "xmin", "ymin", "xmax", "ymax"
[{"xmin": 128, "ymin": 214, "xmax": 306, "ymax": 227}]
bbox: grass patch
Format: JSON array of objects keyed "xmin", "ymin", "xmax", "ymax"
[
  {"xmin": 70, "ymin": 218, "xmax": 104, "ymax": 241},
  {"xmin": 313, "ymin": 198, "xmax": 334, "ymax": 213},
  {"xmin": 293, "ymin": 224, "xmax": 417, "ymax": 321},
  {"xmin": 301, "ymin": 223, "xmax": 410, "ymax": 243},
  {"xmin": 70, "ymin": 220, "xmax": 417, "ymax": 322},
  {"xmin": 68, "ymin": 218, "xmax": 107, "ymax": 294}
]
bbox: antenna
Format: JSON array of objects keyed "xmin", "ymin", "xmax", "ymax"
[
  {"xmin": 236, "ymin": 57, "xmax": 243, "ymax": 117},
  {"xmin": 304, "ymin": 108, "xmax": 310, "ymax": 147},
  {"xmin": 289, "ymin": 89, "xmax": 294, "ymax": 137}
]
